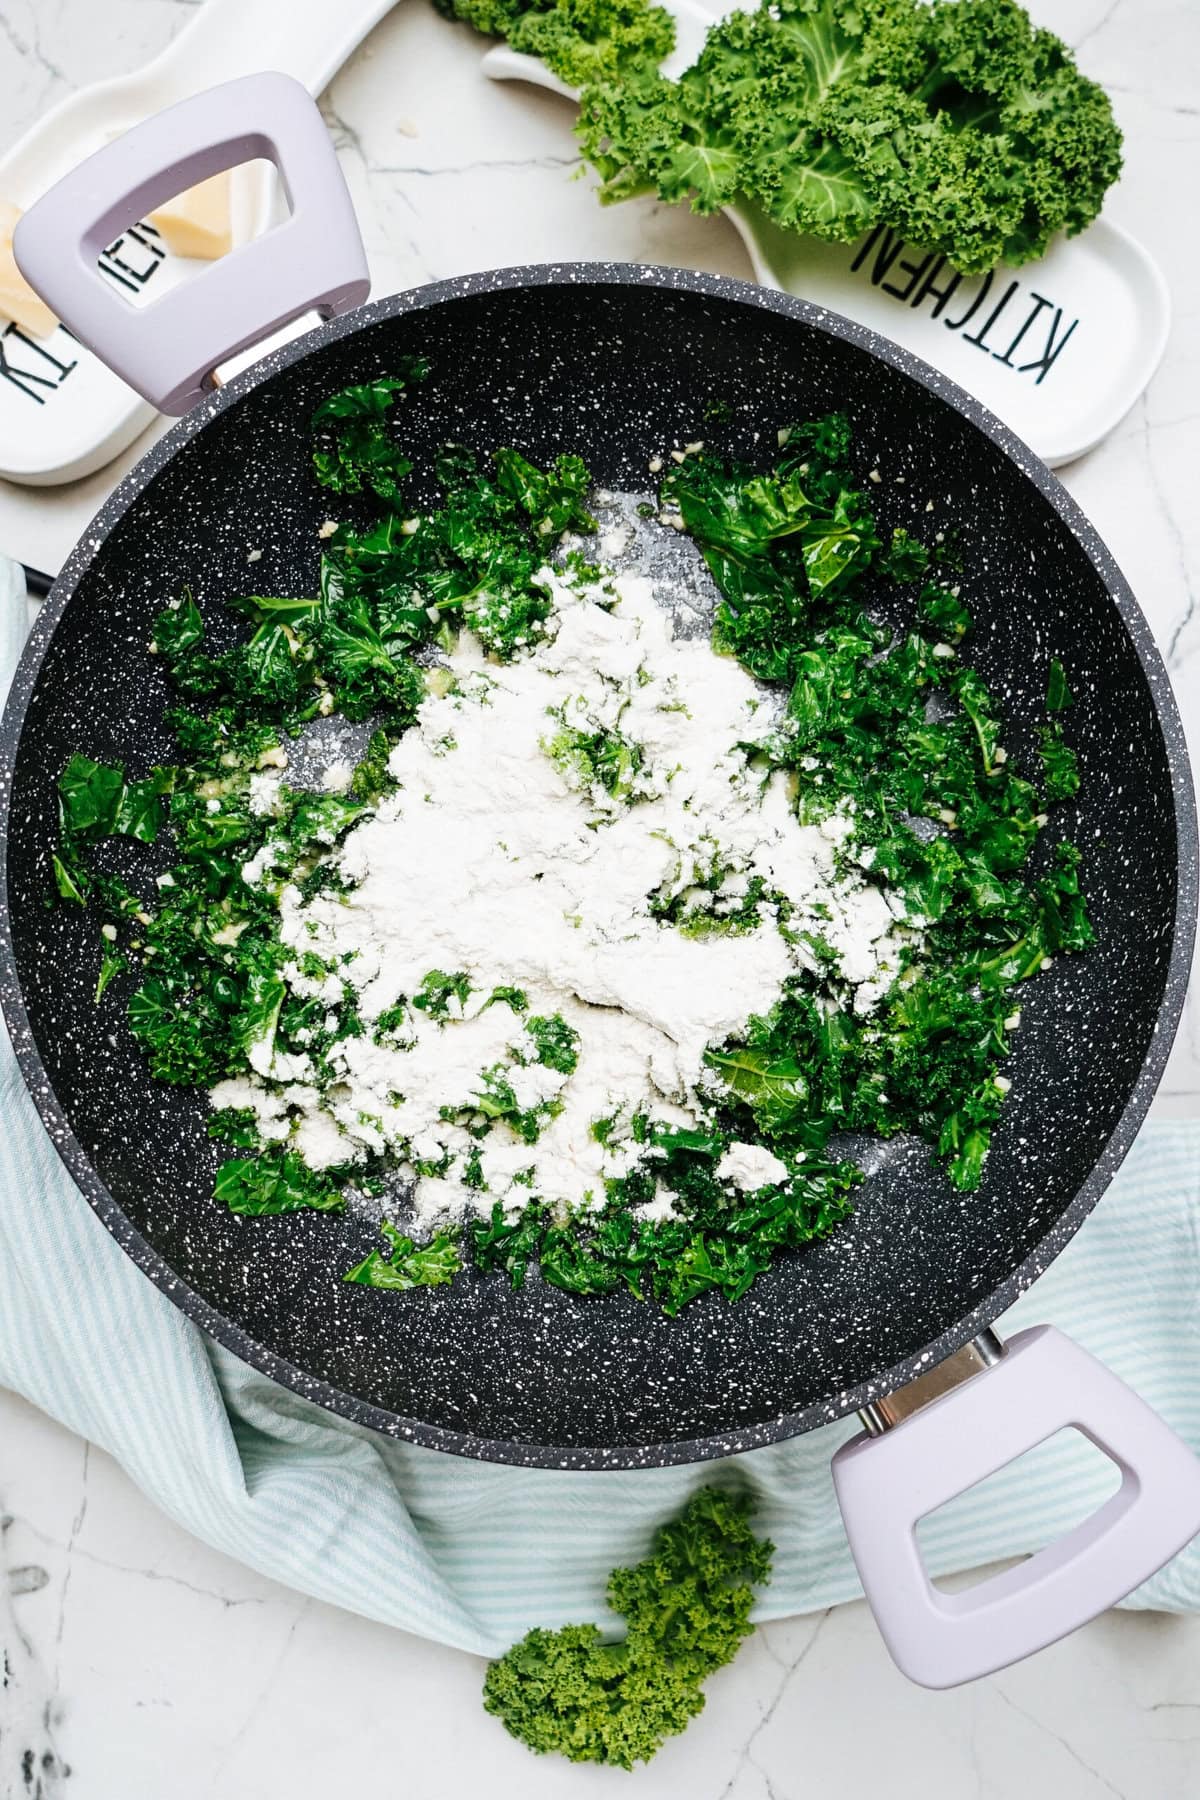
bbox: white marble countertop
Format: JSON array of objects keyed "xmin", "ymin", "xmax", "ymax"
[{"xmin": 1, "ymin": 0, "xmax": 1198, "ymax": 1794}]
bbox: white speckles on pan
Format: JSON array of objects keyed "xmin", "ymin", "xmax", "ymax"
[{"xmin": 0, "ymin": 266, "xmax": 1194, "ymax": 1471}]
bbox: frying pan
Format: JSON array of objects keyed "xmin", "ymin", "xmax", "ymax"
[{"xmin": 3, "ymin": 74, "xmax": 1200, "ymax": 1690}]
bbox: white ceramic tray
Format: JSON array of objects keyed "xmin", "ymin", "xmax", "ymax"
[{"xmin": 0, "ymin": 0, "xmax": 396, "ymax": 487}]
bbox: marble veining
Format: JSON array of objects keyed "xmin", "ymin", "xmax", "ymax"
[{"xmin": 0, "ymin": 0, "xmax": 1197, "ymax": 1795}]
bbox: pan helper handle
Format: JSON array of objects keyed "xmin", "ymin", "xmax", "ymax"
[
  {"xmin": 832, "ymin": 1324, "xmax": 1200, "ymax": 1688},
  {"xmin": 11, "ymin": 73, "xmax": 369, "ymax": 415}
]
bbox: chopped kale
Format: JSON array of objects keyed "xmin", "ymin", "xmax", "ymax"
[
  {"xmin": 207, "ymin": 1106, "xmax": 262, "ymax": 1149},
  {"xmin": 1041, "ymin": 723, "xmax": 1080, "ymax": 802},
  {"xmin": 464, "ymin": 1132, "xmax": 856, "ymax": 1314},
  {"xmin": 469, "ymin": 1201, "xmax": 547, "ymax": 1287},
  {"xmin": 59, "ymin": 754, "xmax": 174, "ymax": 844},
  {"xmin": 544, "ymin": 719, "xmax": 644, "ymax": 802},
  {"xmin": 311, "ymin": 361, "xmax": 428, "ymax": 503},
  {"xmin": 214, "ymin": 1151, "xmax": 344, "ymax": 1215},
  {"xmin": 465, "ymin": 1063, "xmax": 558, "ymax": 1144},
  {"xmin": 94, "ymin": 946, "xmax": 126, "ymax": 1004},
  {"xmin": 920, "ymin": 583, "xmax": 972, "ymax": 642},
  {"xmin": 319, "ymin": 426, "xmax": 597, "ymax": 662},
  {"xmin": 1046, "ymin": 657, "xmax": 1074, "ymax": 712},
  {"xmin": 413, "ymin": 969, "xmax": 473, "ymax": 1021},
  {"xmin": 524, "ymin": 1012, "xmax": 580, "ymax": 1074},
  {"xmin": 349, "ymin": 726, "xmax": 399, "ymax": 802},
  {"xmin": 51, "ymin": 848, "xmax": 89, "ymax": 907},
  {"xmin": 372, "ymin": 1001, "xmax": 411, "ymax": 1043},
  {"xmin": 656, "ymin": 424, "xmax": 1091, "ymax": 1193},
  {"xmin": 486, "ymin": 985, "xmax": 529, "ymax": 1013},
  {"xmin": 343, "ymin": 1219, "xmax": 461, "ymax": 1288}
]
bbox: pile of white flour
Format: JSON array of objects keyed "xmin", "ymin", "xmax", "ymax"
[{"xmin": 211, "ymin": 564, "xmax": 919, "ymax": 1227}]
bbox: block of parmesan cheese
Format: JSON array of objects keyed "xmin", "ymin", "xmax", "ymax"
[
  {"xmin": 147, "ymin": 169, "xmax": 233, "ymax": 260},
  {"xmin": 0, "ymin": 200, "xmax": 58, "ymax": 338}
]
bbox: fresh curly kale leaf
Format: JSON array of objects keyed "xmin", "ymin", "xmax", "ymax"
[
  {"xmin": 569, "ymin": 0, "xmax": 1121, "ymax": 274},
  {"xmin": 437, "ymin": 0, "xmax": 674, "ymax": 84},
  {"xmin": 483, "ymin": 1488, "xmax": 772, "ymax": 1768}
]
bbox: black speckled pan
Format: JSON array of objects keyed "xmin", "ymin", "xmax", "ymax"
[{"xmin": 0, "ymin": 266, "xmax": 1195, "ymax": 1470}]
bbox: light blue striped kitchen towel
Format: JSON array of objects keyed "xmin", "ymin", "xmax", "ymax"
[{"xmin": 1, "ymin": 558, "xmax": 1198, "ymax": 1656}]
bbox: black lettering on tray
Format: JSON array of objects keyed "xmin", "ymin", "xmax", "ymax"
[
  {"xmin": 99, "ymin": 220, "xmax": 168, "ymax": 295},
  {"xmin": 992, "ymin": 293, "xmax": 1053, "ymax": 367},
  {"xmin": 849, "ymin": 223, "xmax": 907, "ymax": 286},
  {"xmin": 962, "ymin": 280, "xmax": 1020, "ymax": 351},
  {"xmin": 880, "ymin": 249, "xmax": 938, "ymax": 304},
  {"xmin": 1017, "ymin": 301, "xmax": 1079, "ymax": 385},
  {"xmin": 941, "ymin": 270, "xmax": 994, "ymax": 333},
  {"xmin": 909, "ymin": 256, "xmax": 963, "ymax": 318},
  {"xmin": 845, "ymin": 231, "xmax": 1078, "ymax": 384},
  {"xmin": 0, "ymin": 324, "xmax": 78, "ymax": 403}
]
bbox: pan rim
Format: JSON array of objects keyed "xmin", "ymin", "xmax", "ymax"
[{"xmin": 1, "ymin": 260, "xmax": 1195, "ymax": 1470}]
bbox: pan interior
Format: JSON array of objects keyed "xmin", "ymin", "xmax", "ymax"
[{"xmin": 2, "ymin": 277, "xmax": 1185, "ymax": 1461}]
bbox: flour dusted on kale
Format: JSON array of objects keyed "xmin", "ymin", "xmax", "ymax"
[
  {"xmin": 57, "ymin": 380, "xmax": 1091, "ymax": 1312},
  {"xmin": 217, "ymin": 562, "xmax": 919, "ymax": 1230}
]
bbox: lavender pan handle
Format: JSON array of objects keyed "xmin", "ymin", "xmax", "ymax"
[
  {"xmin": 12, "ymin": 72, "xmax": 369, "ymax": 415},
  {"xmin": 832, "ymin": 1324, "xmax": 1200, "ymax": 1688}
]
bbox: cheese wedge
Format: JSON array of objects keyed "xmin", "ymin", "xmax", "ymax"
[
  {"xmin": 147, "ymin": 169, "xmax": 233, "ymax": 260},
  {"xmin": 0, "ymin": 200, "xmax": 58, "ymax": 338}
]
